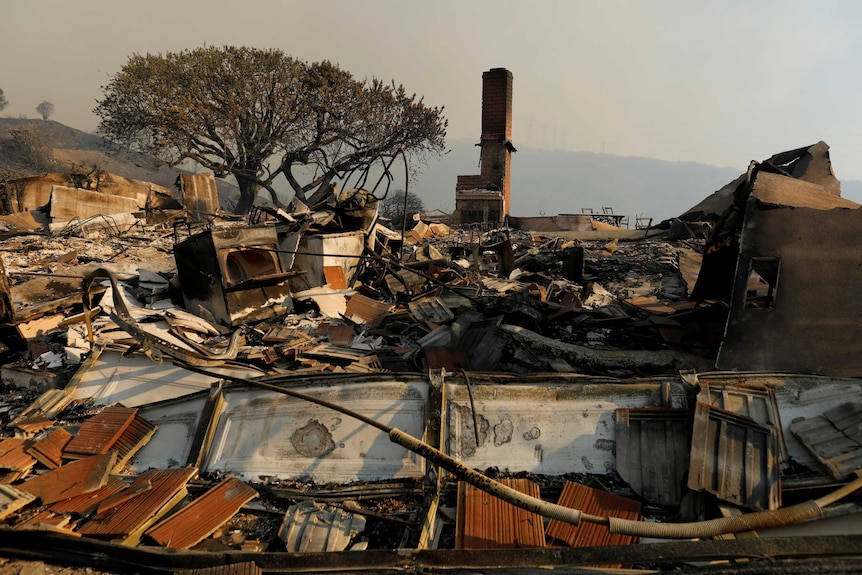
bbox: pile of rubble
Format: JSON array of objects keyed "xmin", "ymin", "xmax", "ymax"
[{"xmin": 0, "ymin": 142, "xmax": 861, "ymax": 572}]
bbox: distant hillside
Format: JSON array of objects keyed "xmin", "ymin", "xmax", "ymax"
[
  {"xmin": 408, "ymin": 139, "xmax": 741, "ymax": 224},
  {"xmin": 408, "ymin": 139, "xmax": 862, "ymax": 224},
  {"xmin": 0, "ymin": 118, "xmax": 240, "ymax": 210}
]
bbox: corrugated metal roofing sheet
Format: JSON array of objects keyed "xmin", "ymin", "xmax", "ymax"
[
  {"xmin": 111, "ymin": 413, "xmax": 158, "ymax": 469},
  {"xmin": 63, "ymin": 406, "xmax": 137, "ymax": 459},
  {"xmin": 456, "ymin": 319, "xmax": 507, "ymax": 371},
  {"xmin": 0, "ymin": 438, "xmax": 37, "ymax": 473},
  {"xmin": 77, "ymin": 467, "xmax": 196, "ymax": 542},
  {"xmin": 19, "ymin": 452, "xmax": 116, "ymax": 505},
  {"xmin": 173, "ymin": 563, "xmax": 262, "ymax": 575},
  {"xmin": 278, "ymin": 500, "xmax": 367, "ymax": 552},
  {"xmin": 614, "ymin": 408, "xmax": 693, "ymax": 506},
  {"xmin": 145, "ymin": 477, "xmax": 258, "ymax": 549},
  {"xmin": 49, "ymin": 475, "xmax": 130, "ymax": 515},
  {"xmin": 455, "ymin": 478, "xmax": 546, "ymax": 550},
  {"xmin": 545, "ymin": 481, "xmax": 641, "ymax": 549},
  {"xmin": 344, "ymin": 293, "xmax": 393, "ymax": 325},
  {"xmin": 790, "ymin": 401, "xmax": 862, "ymax": 480},
  {"xmin": 26, "ymin": 427, "xmax": 73, "ymax": 469},
  {"xmin": 409, "ymin": 297, "xmax": 454, "ymax": 324},
  {"xmin": 15, "ymin": 510, "xmax": 71, "ymax": 530},
  {"xmin": 698, "ymin": 382, "xmax": 786, "ymax": 461},
  {"xmin": 688, "ymin": 402, "xmax": 781, "ymax": 510}
]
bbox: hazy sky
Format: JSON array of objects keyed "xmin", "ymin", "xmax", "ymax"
[{"xmin": 4, "ymin": 0, "xmax": 862, "ymax": 180}]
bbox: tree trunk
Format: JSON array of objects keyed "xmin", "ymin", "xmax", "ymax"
[{"xmin": 233, "ymin": 175, "xmax": 260, "ymax": 215}]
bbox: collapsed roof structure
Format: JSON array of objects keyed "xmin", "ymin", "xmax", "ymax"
[{"xmin": 1, "ymin": 124, "xmax": 862, "ymax": 572}]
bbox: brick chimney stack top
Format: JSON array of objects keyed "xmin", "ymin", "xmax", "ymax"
[{"xmin": 481, "ymin": 68, "xmax": 513, "ymax": 141}]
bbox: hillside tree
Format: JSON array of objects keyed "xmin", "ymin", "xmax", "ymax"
[
  {"xmin": 94, "ymin": 46, "xmax": 447, "ymax": 214},
  {"xmin": 8, "ymin": 126, "xmax": 54, "ymax": 170},
  {"xmin": 0, "ymin": 89, "xmax": 7, "ymax": 112},
  {"xmin": 379, "ymin": 189, "xmax": 425, "ymax": 229},
  {"xmin": 36, "ymin": 101, "xmax": 54, "ymax": 120}
]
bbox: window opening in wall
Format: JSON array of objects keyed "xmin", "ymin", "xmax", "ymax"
[{"xmin": 745, "ymin": 257, "xmax": 780, "ymax": 308}]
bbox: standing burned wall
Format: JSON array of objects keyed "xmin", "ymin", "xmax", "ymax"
[{"xmin": 717, "ymin": 202, "xmax": 862, "ymax": 377}]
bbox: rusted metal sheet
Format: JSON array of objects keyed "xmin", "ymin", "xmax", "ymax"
[
  {"xmin": 63, "ymin": 405, "xmax": 137, "ymax": 459},
  {"xmin": 173, "ymin": 563, "xmax": 262, "ymax": 575},
  {"xmin": 145, "ymin": 477, "xmax": 258, "ymax": 549},
  {"xmin": 26, "ymin": 427, "xmax": 73, "ymax": 469},
  {"xmin": 455, "ymin": 478, "xmax": 545, "ymax": 549},
  {"xmin": 688, "ymin": 402, "xmax": 781, "ymax": 510},
  {"xmin": 423, "ymin": 346, "xmax": 470, "ymax": 371},
  {"xmin": 19, "ymin": 452, "xmax": 116, "ymax": 504},
  {"xmin": 178, "ymin": 172, "xmax": 220, "ymax": 220},
  {"xmin": 717, "ymin": 203, "xmax": 862, "ymax": 377},
  {"xmin": 546, "ymin": 481, "xmax": 641, "ymax": 549},
  {"xmin": 113, "ymin": 412, "xmax": 158, "ymax": 469},
  {"xmin": 278, "ymin": 500, "xmax": 366, "ymax": 552},
  {"xmin": 316, "ymin": 322, "xmax": 354, "ymax": 346},
  {"xmin": 614, "ymin": 408, "xmax": 693, "ymax": 506},
  {"xmin": 49, "ymin": 475, "xmax": 130, "ymax": 515},
  {"xmin": 344, "ymin": 293, "xmax": 394, "ymax": 325},
  {"xmin": 204, "ymin": 380, "xmax": 427, "ymax": 483},
  {"xmin": 14, "ymin": 509, "xmax": 72, "ymax": 531},
  {"xmin": 323, "ymin": 265, "xmax": 347, "ymax": 289},
  {"xmin": 790, "ymin": 401, "xmax": 862, "ymax": 480},
  {"xmin": 77, "ymin": 467, "xmax": 197, "ymax": 544},
  {"xmin": 0, "ymin": 438, "xmax": 37, "ymax": 473}
]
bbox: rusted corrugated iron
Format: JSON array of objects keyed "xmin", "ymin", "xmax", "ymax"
[
  {"xmin": 790, "ymin": 401, "xmax": 862, "ymax": 480},
  {"xmin": 174, "ymin": 563, "xmax": 262, "ymax": 575},
  {"xmin": 15, "ymin": 510, "xmax": 72, "ymax": 531},
  {"xmin": 546, "ymin": 481, "xmax": 641, "ymax": 550},
  {"xmin": 111, "ymin": 413, "xmax": 158, "ymax": 470},
  {"xmin": 26, "ymin": 427, "xmax": 73, "ymax": 469},
  {"xmin": 77, "ymin": 467, "xmax": 196, "ymax": 544},
  {"xmin": 344, "ymin": 293, "xmax": 394, "ymax": 325},
  {"xmin": 0, "ymin": 438, "xmax": 37, "ymax": 473},
  {"xmin": 50, "ymin": 475, "xmax": 130, "ymax": 516},
  {"xmin": 19, "ymin": 452, "xmax": 116, "ymax": 505},
  {"xmin": 63, "ymin": 406, "xmax": 137, "ymax": 459},
  {"xmin": 145, "ymin": 477, "xmax": 258, "ymax": 549},
  {"xmin": 614, "ymin": 408, "xmax": 693, "ymax": 506},
  {"xmin": 456, "ymin": 478, "xmax": 545, "ymax": 549},
  {"xmin": 688, "ymin": 402, "xmax": 780, "ymax": 510}
]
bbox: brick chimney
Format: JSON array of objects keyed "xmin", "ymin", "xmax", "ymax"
[
  {"xmin": 454, "ymin": 68, "xmax": 515, "ymax": 226},
  {"xmin": 479, "ymin": 68, "xmax": 514, "ymax": 216}
]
